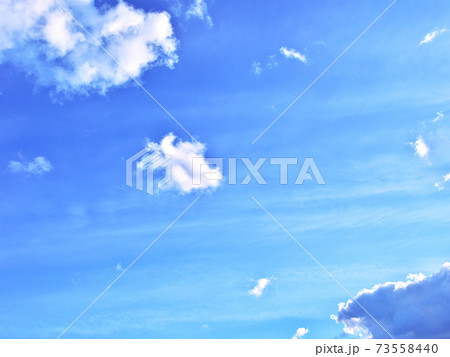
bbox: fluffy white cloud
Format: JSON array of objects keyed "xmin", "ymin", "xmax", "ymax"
[
  {"xmin": 145, "ymin": 133, "xmax": 222, "ymax": 193},
  {"xmin": 292, "ymin": 327, "xmax": 309, "ymax": 339},
  {"xmin": 444, "ymin": 173, "xmax": 450, "ymax": 182},
  {"xmin": 332, "ymin": 263, "xmax": 450, "ymax": 338},
  {"xmin": 8, "ymin": 156, "xmax": 52, "ymax": 174},
  {"xmin": 248, "ymin": 278, "xmax": 271, "ymax": 297},
  {"xmin": 252, "ymin": 61, "xmax": 262, "ymax": 76},
  {"xmin": 0, "ymin": 0, "xmax": 178, "ymax": 94},
  {"xmin": 411, "ymin": 136, "xmax": 429, "ymax": 159},
  {"xmin": 186, "ymin": 0, "xmax": 213, "ymax": 27},
  {"xmin": 280, "ymin": 46, "xmax": 307, "ymax": 63},
  {"xmin": 419, "ymin": 28, "xmax": 447, "ymax": 46}
]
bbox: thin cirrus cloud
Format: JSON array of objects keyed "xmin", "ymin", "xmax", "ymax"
[
  {"xmin": 435, "ymin": 172, "xmax": 450, "ymax": 191},
  {"xmin": 418, "ymin": 28, "xmax": 447, "ymax": 46},
  {"xmin": 186, "ymin": 0, "xmax": 213, "ymax": 27},
  {"xmin": 8, "ymin": 156, "xmax": 52, "ymax": 175},
  {"xmin": 331, "ymin": 263, "xmax": 450, "ymax": 338},
  {"xmin": 252, "ymin": 61, "xmax": 263, "ymax": 76},
  {"xmin": 280, "ymin": 46, "xmax": 307, "ymax": 63},
  {"xmin": 145, "ymin": 133, "xmax": 223, "ymax": 194},
  {"xmin": 248, "ymin": 278, "xmax": 271, "ymax": 297},
  {"xmin": 0, "ymin": 0, "xmax": 178, "ymax": 94},
  {"xmin": 292, "ymin": 327, "xmax": 309, "ymax": 339},
  {"xmin": 431, "ymin": 111, "xmax": 445, "ymax": 123}
]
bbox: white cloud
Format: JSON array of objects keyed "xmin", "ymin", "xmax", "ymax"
[
  {"xmin": 252, "ymin": 61, "xmax": 262, "ymax": 76},
  {"xmin": 434, "ymin": 182, "xmax": 444, "ymax": 191},
  {"xmin": 186, "ymin": 0, "xmax": 213, "ymax": 27},
  {"xmin": 145, "ymin": 133, "xmax": 222, "ymax": 194},
  {"xmin": 411, "ymin": 136, "xmax": 429, "ymax": 159},
  {"xmin": 431, "ymin": 111, "xmax": 445, "ymax": 123},
  {"xmin": 0, "ymin": 0, "xmax": 178, "ymax": 94},
  {"xmin": 332, "ymin": 263, "xmax": 450, "ymax": 338},
  {"xmin": 115, "ymin": 263, "xmax": 123, "ymax": 271},
  {"xmin": 266, "ymin": 55, "xmax": 278, "ymax": 69},
  {"xmin": 8, "ymin": 156, "xmax": 52, "ymax": 175},
  {"xmin": 419, "ymin": 28, "xmax": 447, "ymax": 46},
  {"xmin": 434, "ymin": 173, "xmax": 450, "ymax": 191},
  {"xmin": 248, "ymin": 278, "xmax": 271, "ymax": 297},
  {"xmin": 280, "ymin": 46, "xmax": 307, "ymax": 63},
  {"xmin": 292, "ymin": 327, "xmax": 309, "ymax": 339}
]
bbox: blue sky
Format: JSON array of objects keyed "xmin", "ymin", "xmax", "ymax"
[{"xmin": 0, "ymin": 0, "xmax": 450, "ymax": 339}]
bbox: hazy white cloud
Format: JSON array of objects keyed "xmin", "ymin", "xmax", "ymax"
[
  {"xmin": 431, "ymin": 111, "xmax": 445, "ymax": 123},
  {"xmin": 292, "ymin": 327, "xmax": 309, "ymax": 339},
  {"xmin": 252, "ymin": 61, "xmax": 262, "ymax": 76},
  {"xmin": 435, "ymin": 172, "xmax": 450, "ymax": 191},
  {"xmin": 419, "ymin": 28, "xmax": 447, "ymax": 46},
  {"xmin": 280, "ymin": 46, "xmax": 307, "ymax": 63},
  {"xmin": 186, "ymin": 0, "xmax": 213, "ymax": 27},
  {"xmin": 248, "ymin": 278, "xmax": 271, "ymax": 297},
  {"xmin": 411, "ymin": 136, "xmax": 429, "ymax": 159},
  {"xmin": 145, "ymin": 133, "xmax": 222, "ymax": 194},
  {"xmin": 434, "ymin": 182, "xmax": 444, "ymax": 191},
  {"xmin": 8, "ymin": 156, "xmax": 52, "ymax": 175},
  {"xmin": 0, "ymin": 0, "xmax": 178, "ymax": 94},
  {"xmin": 332, "ymin": 263, "xmax": 450, "ymax": 338},
  {"xmin": 115, "ymin": 263, "xmax": 123, "ymax": 271}
]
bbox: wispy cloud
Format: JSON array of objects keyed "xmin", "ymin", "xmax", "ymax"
[
  {"xmin": 292, "ymin": 327, "xmax": 309, "ymax": 339},
  {"xmin": 332, "ymin": 263, "xmax": 450, "ymax": 338},
  {"xmin": 431, "ymin": 111, "xmax": 445, "ymax": 123},
  {"xmin": 186, "ymin": 0, "xmax": 213, "ymax": 27},
  {"xmin": 8, "ymin": 156, "xmax": 52, "ymax": 175},
  {"xmin": 280, "ymin": 46, "xmax": 307, "ymax": 63},
  {"xmin": 411, "ymin": 136, "xmax": 429, "ymax": 159},
  {"xmin": 418, "ymin": 28, "xmax": 447, "ymax": 46},
  {"xmin": 252, "ymin": 61, "xmax": 262, "ymax": 76},
  {"xmin": 248, "ymin": 278, "xmax": 271, "ymax": 297},
  {"xmin": 435, "ymin": 172, "xmax": 450, "ymax": 191},
  {"xmin": 0, "ymin": 0, "xmax": 178, "ymax": 94}
]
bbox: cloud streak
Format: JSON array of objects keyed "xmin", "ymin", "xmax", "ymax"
[
  {"xmin": 186, "ymin": 0, "xmax": 213, "ymax": 27},
  {"xmin": 280, "ymin": 46, "xmax": 307, "ymax": 63},
  {"xmin": 9, "ymin": 156, "xmax": 52, "ymax": 175},
  {"xmin": 418, "ymin": 28, "xmax": 447, "ymax": 46}
]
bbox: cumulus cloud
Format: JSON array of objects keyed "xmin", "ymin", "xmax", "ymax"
[
  {"xmin": 0, "ymin": 0, "xmax": 178, "ymax": 94},
  {"xmin": 248, "ymin": 278, "xmax": 271, "ymax": 297},
  {"xmin": 431, "ymin": 111, "xmax": 445, "ymax": 123},
  {"xmin": 411, "ymin": 136, "xmax": 429, "ymax": 159},
  {"xmin": 332, "ymin": 263, "xmax": 450, "ymax": 338},
  {"xmin": 8, "ymin": 156, "xmax": 52, "ymax": 174},
  {"xmin": 292, "ymin": 327, "xmax": 309, "ymax": 339},
  {"xmin": 252, "ymin": 61, "xmax": 262, "ymax": 76},
  {"xmin": 280, "ymin": 47, "xmax": 307, "ymax": 63},
  {"xmin": 419, "ymin": 28, "xmax": 447, "ymax": 46},
  {"xmin": 144, "ymin": 133, "xmax": 222, "ymax": 194},
  {"xmin": 186, "ymin": 0, "xmax": 213, "ymax": 27}
]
